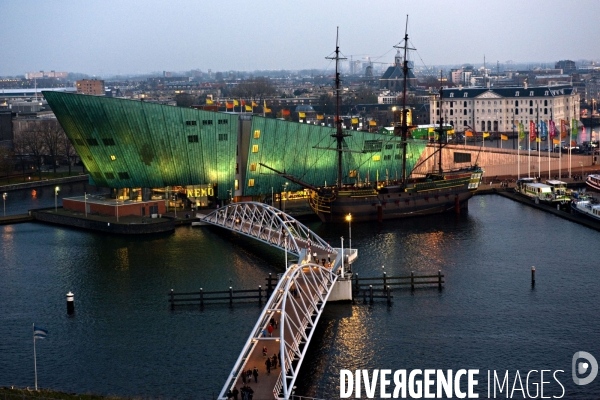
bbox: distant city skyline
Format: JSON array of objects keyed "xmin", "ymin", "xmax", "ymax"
[{"xmin": 1, "ymin": 0, "xmax": 598, "ymax": 77}]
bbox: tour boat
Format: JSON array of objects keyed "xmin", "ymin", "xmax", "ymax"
[
  {"xmin": 571, "ymin": 196, "xmax": 600, "ymax": 222},
  {"xmin": 586, "ymin": 174, "xmax": 600, "ymax": 192}
]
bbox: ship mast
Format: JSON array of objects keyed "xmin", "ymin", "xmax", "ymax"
[
  {"xmin": 326, "ymin": 27, "xmax": 348, "ymax": 189},
  {"xmin": 394, "ymin": 15, "xmax": 415, "ymax": 185}
]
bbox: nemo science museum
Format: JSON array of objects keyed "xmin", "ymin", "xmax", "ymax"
[{"xmin": 44, "ymin": 92, "xmax": 426, "ymax": 210}]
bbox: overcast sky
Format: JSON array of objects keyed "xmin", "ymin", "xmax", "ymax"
[{"xmin": 1, "ymin": 0, "xmax": 598, "ymax": 77}]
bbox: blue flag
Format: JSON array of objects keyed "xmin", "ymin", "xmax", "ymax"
[
  {"xmin": 540, "ymin": 121, "xmax": 548, "ymax": 141},
  {"xmin": 34, "ymin": 326, "xmax": 48, "ymax": 339}
]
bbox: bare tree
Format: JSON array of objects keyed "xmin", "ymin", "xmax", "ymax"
[
  {"xmin": 230, "ymin": 77, "xmax": 277, "ymax": 101},
  {"xmin": 21, "ymin": 130, "xmax": 46, "ymax": 179},
  {"xmin": 12, "ymin": 135, "xmax": 29, "ymax": 180},
  {"xmin": 0, "ymin": 146, "xmax": 15, "ymax": 184},
  {"xmin": 40, "ymin": 122, "xmax": 62, "ymax": 176},
  {"xmin": 61, "ymin": 133, "xmax": 77, "ymax": 175}
]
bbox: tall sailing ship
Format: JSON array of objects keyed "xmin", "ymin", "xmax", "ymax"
[{"xmin": 264, "ymin": 20, "xmax": 484, "ymax": 223}]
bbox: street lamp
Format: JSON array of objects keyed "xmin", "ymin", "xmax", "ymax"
[
  {"xmin": 54, "ymin": 186, "xmax": 60, "ymax": 212},
  {"xmin": 2, "ymin": 192, "xmax": 6, "ymax": 217},
  {"xmin": 346, "ymin": 213, "xmax": 352, "ymax": 251},
  {"xmin": 579, "ymin": 162, "xmax": 584, "ymax": 178}
]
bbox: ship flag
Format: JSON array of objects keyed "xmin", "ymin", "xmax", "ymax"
[
  {"xmin": 483, "ymin": 132, "xmax": 490, "ymax": 138},
  {"xmin": 351, "ymin": 118, "xmax": 359, "ymax": 125},
  {"xmin": 571, "ymin": 118, "xmax": 578, "ymax": 138},
  {"xmin": 299, "ymin": 112, "xmax": 306, "ymax": 118},
  {"xmin": 549, "ymin": 120, "xmax": 556, "ymax": 139},
  {"xmin": 245, "ymin": 105, "xmax": 252, "ymax": 112},
  {"xmin": 529, "ymin": 121, "xmax": 537, "ymax": 141},
  {"xmin": 369, "ymin": 120, "xmax": 377, "ymax": 126},
  {"xmin": 465, "ymin": 131, "xmax": 473, "ymax": 137},
  {"xmin": 501, "ymin": 134, "xmax": 508, "ymax": 141},
  {"xmin": 518, "ymin": 122, "xmax": 525, "ymax": 140},
  {"xmin": 560, "ymin": 119, "xmax": 567, "ymax": 139},
  {"xmin": 317, "ymin": 114, "xmax": 324, "ymax": 120}
]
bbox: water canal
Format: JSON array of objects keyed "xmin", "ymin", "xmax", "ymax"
[{"xmin": 1, "ymin": 190, "xmax": 599, "ymax": 398}]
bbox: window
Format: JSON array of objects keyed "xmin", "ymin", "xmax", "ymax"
[
  {"xmin": 544, "ymin": 108, "xmax": 548, "ymax": 115},
  {"xmin": 544, "ymin": 100, "xmax": 548, "ymax": 106},
  {"xmin": 530, "ymin": 100, "xmax": 533, "ymax": 106},
  {"xmin": 250, "ymin": 163, "xmax": 257, "ymax": 171},
  {"xmin": 396, "ymin": 144, "xmax": 401, "ymax": 148},
  {"xmin": 450, "ymin": 93, "xmax": 454, "ymax": 98},
  {"xmin": 218, "ymin": 119, "xmax": 228, "ymax": 125},
  {"xmin": 530, "ymin": 108, "xmax": 533, "ymax": 115},
  {"xmin": 450, "ymin": 109, "xmax": 454, "ymax": 115},
  {"xmin": 464, "ymin": 101, "xmax": 467, "ymax": 107},
  {"xmin": 252, "ymin": 145, "xmax": 259, "ymax": 153},
  {"xmin": 516, "ymin": 109, "xmax": 519, "ymax": 115},
  {"xmin": 248, "ymin": 179, "xmax": 255, "ymax": 187},
  {"xmin": 385, "ymin": 144, "xmax": 393, "ymax": 150},
  {"xmin": 254, "ymin": 130, "xmax": 261, "ymax": 139},
  {"xmin": 105, "ymin": 172, "xmax": 115, "ymax": 180},
  {"xmin": 202, "ymin": 120, "xmax": 213, "ymax": 125},
  {"xmin": 515, "ymin": 100, "xmax": 519, "ymax": 107},
  {"xmin": 86, "ymin": 138, "xmax": 99, "ymax": 146},
  {"xmin": 464, "ymin": 93, "xmax": 468, "ymax": 98},
  {"xmin": 530, "ymin": 91, "xmax": 534, "ymax": 96},
  {"xmin": 118, "ymin": 172, "xmax": 130, "ymax": 180},
  {"xmin": 102, "ymin": 138, "xmax": 116, "ymax": 146},
  {"xmin": 372, "ymin": 155, "xmax": 381, "ymax": 161},
  {"xmin": 395, "ymin": 154, "xmax": 402, "ymax": 159},
  {"xmin": 188, "ymin": 135, "xmax": 199, "ymax": 143},
  {"xmin": 515, "ymin": 91, "xmax": 520, "ymax": 97},
  {"xmin": 464, "ymin": 109, "xmax": 467, "ymax": 115},
  {"xmin": 110, "ymin": 155, "xmax": 116, "ymax": 161},
  {"xmin": 185, "ymin": 120, "xmax": 197, "ymax": 126},
  {"xmin": 383, "ymin": 155, "xmax": 391, "ymax": 160},
  {"xmin": 218, "ymin": 133, "xmax": 228, "ymax": 141},
  {"xmin": 75, "ymin": 139, "xmax": 84, "ymax": 146},
  {"xmin": 450, "ymin": 101, "xmax": 454, "ymax": 107}
]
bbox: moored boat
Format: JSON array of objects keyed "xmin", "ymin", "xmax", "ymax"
[
  {"xmin": 571, "ymin": 196, "xmax": 600, "ymax": 221},
  {"xmin": 269, "ymin": 19, "xmax": 483, "ymax": 223},
  {"xmin": 515, "ymin": 178, "xmax": 554, "ymax": 203},
  {"xmin": 586, "ymin": 174, "xmax": 600, "ymax": 192},
  {"xmin": 544, "ymin": 179, "xmax": 571, "ymax": 203}
]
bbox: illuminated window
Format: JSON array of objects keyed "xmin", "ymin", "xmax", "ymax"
[
  {"xmin": 110, "ymin": 155, "xmax": 116, "ymax": 161},
  {"xmin": 373, "ymin": 155, "xmax": 381, "ymax": 161},
  {"xmin": 248, "ymin": 179, "xmax": 255, "ymax": 187},
  {"xmin": 254, "ymin": 130, "xmax": 261, "ymax": 139},
  {"xmin": 250, "ymin": 163, "xmax": 257, "ymax": 171},
  {"xmin": 235, "ymin": 180, "xmax": 239, "ymax": 191},
  {"xmin": 252, "ymin": 145, "xmax": 259, "ymax": 153}
]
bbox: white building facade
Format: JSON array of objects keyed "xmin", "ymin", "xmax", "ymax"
[{"xmin": 429, "ymin": 84, "xmax": 580, "ymax": 134}]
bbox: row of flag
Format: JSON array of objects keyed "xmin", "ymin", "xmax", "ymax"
[
  {"xmin": 517, "ymin": 119, "xmax": 579, "ymax": 142},
  {"xmin": 205, "ymin": 99, "xmax": 380, "ymax": 125}
]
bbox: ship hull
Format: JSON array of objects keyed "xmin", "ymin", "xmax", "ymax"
[{"xmin": 310, "ymin": 187, "xmax": 475, "ymax": 223}]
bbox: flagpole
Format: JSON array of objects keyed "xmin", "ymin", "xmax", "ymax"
[
  {"xmin": 517, "ymin": 123, "xmax": 520, "ymax": 179},
  {"xmin": 528, "ymin": 123, "xmax": 531, "ymax": 178},
  {"xmin": 569, "ymin": 119, "xmax": 572, "ymax": 179},
  {"xmin": 33, "ymin": 323, "xmax": 38, "ymax": 391},
  {"xmin": 548, "ymin": 121, "xmax": 551, "ymax": 180},
  {"xmin": 537, "ymin": 108, "xmax": 541, "ymax": 180}
]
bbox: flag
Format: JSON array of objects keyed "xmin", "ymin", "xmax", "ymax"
[
  {"xmin": 571, "ymin": 118, "xmax": 578, "ymax": 138},
  {"xmin": 501, "ymin": 134, "xmax": 508, "ymax": 141},
  {"xmin": 560, "ymin": 119, "xmax": 567, "ymax": 139},
  {"xmin": 483, "ymin": 132, "xmax": 490, "ymax": 138},
  {"xmin": 536, "ymin": 138, "xmax": 541, "ymax": 143},
  {"xmin": 226, "ymin": 102, "xmax": 233, "ymax": 109},
  {"xmin": 553, "ymin": 139, "xmax": 560, "ymax": 145},
  {"xmin": 351, "ymin": 118, "xmax": 359, "ymax": 125},
  {"xmin": 465, "ymin": 131, "xmax": 473, "ymax": 137},
  {"xmin": 34, "ymin": 326, "xmax": 48, "ymax": 340},
  {"xmin": 252, "ymin": 101, "xmax": 258, "ymax": 107},
  {"xmin": 549, "ymin": 120, "xmax": 556, "ymax": 139},
  {"xmin": 233, "ymin": 100, "xmax": 239, "ymax": 106},
  {"xmin": 369, "ymin": 120, "xmax": 377, "ymax": 126},
  {"xmin": 282, "ymin": 109, "xmax": 290, "ymax": 116},
  {"xmin": 241, "ymin": 100, "xmax": 246, "ymax": 106},
  {"xmin": 245, "ymin": 105, "xmax": 252, "ymax": 112},
  {"xmin": 571, "ymin": 140, "xmax": 577, "ymax": 146},
  {"xmin": 540, "ymin": 120, "xmax": 548, "ymax": 140},
  {"xmin": 299, "ymin": 112, "xmax": 306, "ymax": 118},
  {"xmin": 518, "ymin": 122, "xmax": 525, "ymax": 140},
  {"xmin": 206, "ymin": 99, "xmax": 214, "ymax": 105},
  {"xmin": 529, "ymin": 121, "xmax": 536, "ymax": 141},
  {"xmin": 317, "ymin": 114, "xmax": 324, "ymax": 120}
]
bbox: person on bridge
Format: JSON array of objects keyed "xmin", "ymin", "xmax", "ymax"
[
  {"xmin": 262, "ymin": 346, "xmax": 267, "ymax": 357},
  {"xmin": 253, "ymin": 367, "xmax": 259, "ymax": 383},
  {"xmin": 270, "ymin": 316, "xmax": 277, "ymax": 329},
  {"xmin": 271, "ymin": 354, "xmax": 277, "ymax": 369},
  {"xmin": 267, "ymin": 324, "xmax": 274, "ymax": 337},
  {"xmin": 265, "ymin": 357, "xmax": 271, "ymax": 374}
]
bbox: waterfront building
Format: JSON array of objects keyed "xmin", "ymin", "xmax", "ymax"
[
  {"xmin": 43, "ymin": 91, "xmax": 419, "ymax": 206},
  {"xmin": 76, "ymin": 79, "xmax": 105, "ymax": 95},
  {"xmin": 429, "ymin": 84, "xmax": 580, "ymax": 134}
]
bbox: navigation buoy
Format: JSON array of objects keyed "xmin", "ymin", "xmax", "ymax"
[{"xmin": 66, "ymin": 291, "xmax": 75, "ymax": 314}]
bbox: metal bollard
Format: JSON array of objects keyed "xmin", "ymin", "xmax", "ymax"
[
  {"xmin": 531, "ymin": 266, "xmax": 536, "ymax": 286},
  {"xmin": 200, "ymin": 288, "xmax": 204, "ymax": 308},
  {"xmin": 66, "ymin": 291, "xmax": 75, "ymax": 315},
  {"xmin": 411, "ymin": 271, "xmax": 415, "ymax": 291},
  {"xmin": 170, "ymin": 289, "xmax": 174, "ymax": 310},
  {"xmin": 229, "ymin": 287, "xmax": 233, "ymax": 306},
  {"xmin": 438, "ymin": 270, "xmax": 442, "ymax": 291},
  {"xmin": 369, "ymin": 285, "xmax": 373, "ymax": 304},
  {"xmin": 386, "ymin": 285, "xmax": 391, "ymax": 305}
]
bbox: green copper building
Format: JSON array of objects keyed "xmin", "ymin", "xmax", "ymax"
[{"xmin": 44, "ymin": 92, "xmax": 426, "ymax": 207}]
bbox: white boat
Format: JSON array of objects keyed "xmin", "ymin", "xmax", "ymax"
[
  {"xmin": 571, "ymin": 197, "xmax": 600, "ymax": 221},
  {"xmin": 586, "ymin": 174, "xmax": 600, "ymax": 192},
  {"xmin": 544, "ymin": 180, "xmax": 571, "ymax": 203},
  {"xmin": 515, "ymin": 178, "xmax": 554, "ymax": 203}
]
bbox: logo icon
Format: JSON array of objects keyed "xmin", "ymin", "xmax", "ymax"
[{"xmin": 572, "ymin": 351, "xmax": 598, "ymax": 385}]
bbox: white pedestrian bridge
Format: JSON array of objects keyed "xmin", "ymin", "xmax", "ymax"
[{"xmin": 197, "ymin": 202, "xmax": 356, "ymax": 399}]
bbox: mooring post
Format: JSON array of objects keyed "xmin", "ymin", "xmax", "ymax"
[
  {"xmin": 369, "ymin": 285, "xmax": 373, "ymax": 304},
  {"xmin": 438, "ymin": 270, "xmax": 442, "ymax": 291},
  {"xmin": 386, "ymin": 285, "xmax": 391, "ymax": 305},
  {"xmin": 383, "ymin": 271, "xmax": 387, "ymax": 289},
  {"xmin": 411, "ymin": 271, "xmax": 415, "ymax": 291},
  {"xmin": 258, "ymin": 285, "xmax": 262, "ymax": 305},
  {"xmin": 66, "ymin": 291, "xmax": 75, "ymax": 315},
  {"xmin": 170, "ymin": 289, "xmax": 174, "ymax": 310},
  {"xmin": 531, "ymin": 266, "xmax": 536, "ymax": 286},
  {"xmin": 229, "ymin": 287, "xmax": 233, "ymax": 306},
  {"xmin": 200, "ymin": 288, "xmax": 204, "ymax": 308},
  {"xmin": 354, "ymin": 273, "xmax": 359, "ymax": 291},
  {"xmin": 363, "ymin": 286, "xmax": 366, "ymax": 303}
]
